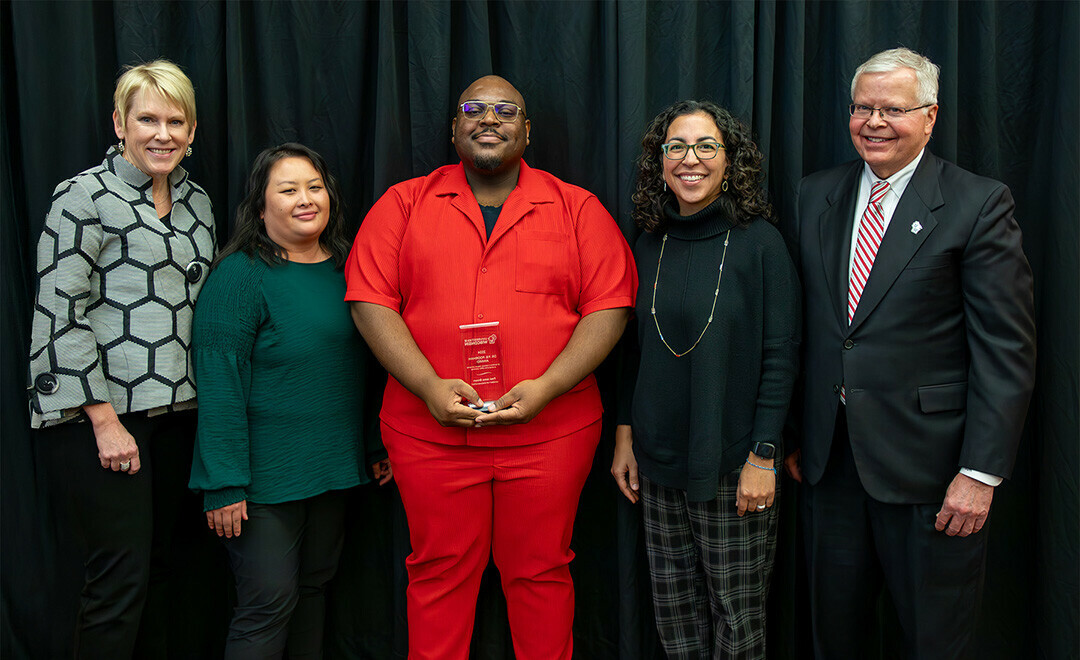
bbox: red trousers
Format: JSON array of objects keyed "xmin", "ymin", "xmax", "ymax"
[{"xmin": 382, "ymin": 421, "xmax": 600, "ymax": 660}]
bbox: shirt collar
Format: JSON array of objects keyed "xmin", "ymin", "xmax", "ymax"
[
  {"xmin": 433, "ymin": 160, "xmax": 553, "ymax": 204},
  {"xmin": 861, "ymin": 148, "xmax": 924, "ymax": 202},
  {"xmin": 105, "ymin": 146, "xmax": 189, "ymax": 192}
]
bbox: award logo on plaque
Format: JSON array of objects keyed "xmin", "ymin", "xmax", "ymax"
[{"xmin": 459, "ymin": 321, "xmax": 504, "ymax": 410}]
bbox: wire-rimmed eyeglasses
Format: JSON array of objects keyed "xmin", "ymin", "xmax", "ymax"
[
  {"xmin": 849, "ymin": 103, "xmax": 934, "ymax": 120},
  {"xmin": 459, "ymin": 101, "xmax": 526, "ymax": 122}
]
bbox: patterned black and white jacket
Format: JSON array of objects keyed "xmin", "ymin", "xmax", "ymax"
[{"xmin": 28, "ymin": 147, "xmax": 216, "ymax": 428}]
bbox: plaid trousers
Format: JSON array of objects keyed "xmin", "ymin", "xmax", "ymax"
[{"xmin": 641, "ymin": 468, "xmax": 779, "ymax": 659}]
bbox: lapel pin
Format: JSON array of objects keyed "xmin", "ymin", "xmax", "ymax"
[{"xmin": 910, "ymin": 221, "xmax": 923, "ymax": 235}]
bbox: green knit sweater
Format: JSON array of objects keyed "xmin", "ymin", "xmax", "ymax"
[{"xmin": 189, "ymin": 252, "xmax": 381, "ymax": 512}]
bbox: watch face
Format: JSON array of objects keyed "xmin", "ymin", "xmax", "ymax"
[{"xmin": 753, "ymin": 442, "xmax": 776, "ymax": 459}]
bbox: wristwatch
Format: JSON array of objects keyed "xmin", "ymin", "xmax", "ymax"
[{"xmin": 751, "ymin": 441, "xmax": 777, "ymax": 460}]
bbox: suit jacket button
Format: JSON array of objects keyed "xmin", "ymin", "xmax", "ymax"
[
  {"xmin": 832, "ymin": 384, "xmax": 840, "ymax": 393},
  {"xmin": 843, "ymin": 339, "xmax": 854, "ymax": 349},
  {"xmin": 35, "ymin": 373, "xmax": 59, "ymax": 395}
]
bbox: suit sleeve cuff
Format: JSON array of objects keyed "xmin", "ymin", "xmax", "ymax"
[{"xmin": 959, "ymin": 467, "xmax": 1003, "ymax": 487}]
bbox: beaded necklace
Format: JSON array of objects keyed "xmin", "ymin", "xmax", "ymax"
[{"xmin": 650, "ymin": 230, "xmax": 730, "ymax": 357}]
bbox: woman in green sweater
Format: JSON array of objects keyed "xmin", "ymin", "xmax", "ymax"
[
  {"xmin": 189, "ymin": 143, "xmax": 391, "ymax": 659},
  {"xmin": 611, "ymin": 101, "xmax": 800, "ymax": 658}
]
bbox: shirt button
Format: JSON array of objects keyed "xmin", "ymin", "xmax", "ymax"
[
  {"xmin": 477, "ymin": 313, "xmax": 484, "ymax": 320},
  {"xmin": 843, "ymin": 339, "xmax": 855, "ymax": 350},
  {"xmin": 481, "ymin": 267, "xmax": 488, "ymax": 274}
]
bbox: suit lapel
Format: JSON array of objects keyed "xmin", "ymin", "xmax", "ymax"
[
  {"xmin": 817, "ymin": 163, "xmax": 862, "ymax": 328},
  {"xmin": 848, "ymin": 152, "xmax": 943, "ymax": 332}
]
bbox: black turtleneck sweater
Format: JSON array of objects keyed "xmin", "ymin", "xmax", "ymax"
[{"xmin": 618, "ymin": 199, "xmax": 800, "ymax": 501}]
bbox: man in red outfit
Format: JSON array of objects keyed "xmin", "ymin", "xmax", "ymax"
[{"xmin": 345, "ymin": 75, "xmax": 637, "ymax": 660}]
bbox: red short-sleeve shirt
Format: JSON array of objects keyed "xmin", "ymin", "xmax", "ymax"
[{"xmin": 346, "ymin": 162, "xmax": 637, "ymax": 446}]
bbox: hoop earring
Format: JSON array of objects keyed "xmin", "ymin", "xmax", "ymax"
[
  {"xmin": 721, "ymin": 179, "xmax": 728, "ymax": 192},
  {"xmin": 186, "ymin": 146, "xmax": 193, "ymax": 157},
  {"xmin": 117, "ymin": 140, "xmax": 125, "ymax": 154}
]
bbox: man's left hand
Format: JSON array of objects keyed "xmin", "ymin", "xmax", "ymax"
[
  {"xmin": 473, "ymin": 379, "xmax": 556, "ymax": 426},
  {"xmin": 935, "ymin": 472, "xmax": 994, "ymax": 537}
]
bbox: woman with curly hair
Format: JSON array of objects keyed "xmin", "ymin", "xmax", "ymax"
[{"xmin": 611, "ymin": 100, "xmax": 800, "ymax": 658}]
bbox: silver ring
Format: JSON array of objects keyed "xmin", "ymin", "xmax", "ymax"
[
  {"xmin": 756, "ymin": 504, "xmax": 766, "ymax": 510},
  {"xmin": 120, "ymin": 461, "xmax": 131, "ymax": 471}
]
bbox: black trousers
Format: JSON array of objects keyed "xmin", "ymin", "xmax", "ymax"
[
  {"xmin": 38, "ymin": 409, "xmax": 203, "ymax": 660},
  {"xmin": 222, "ymin": 490, "xmax": 347, "ymax": 660},
  {"xmin": 801, "ymin": 407, "xmax": 988, "ymax": 660}
]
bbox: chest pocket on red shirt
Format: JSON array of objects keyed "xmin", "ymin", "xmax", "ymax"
[{"xmin": 515, "ymin": 230, "xmax": 571, "ymax": 294}]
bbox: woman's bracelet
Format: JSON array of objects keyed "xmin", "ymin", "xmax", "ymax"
[{"xmin": 745, "ymin": 458, "xmax": 778, "ymax": 476}]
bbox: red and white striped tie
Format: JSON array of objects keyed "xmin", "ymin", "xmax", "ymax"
[{"xmin": 848, "ymin": 180, "xmax": 890, "ymax": 324}]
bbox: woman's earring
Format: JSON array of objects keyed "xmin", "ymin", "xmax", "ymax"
[
  {"xmin": 663, "ymin": 180, "xmax": 667, "ymax": 192},
  {"xmin": 721, "ymin": 179, "xmax": 728, "ymax": 192},
  {"xmin": 117, "ymin": 140, "xmax": 125, "ymax": 154},
  {"xmin": 186, "ymin": 146, "xmax": 193, "ymax": 157}
]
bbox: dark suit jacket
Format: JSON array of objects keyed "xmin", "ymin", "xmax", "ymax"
[{"xmin": 786, "ymin": 151, "xmax": 1035, "ymax": 503}]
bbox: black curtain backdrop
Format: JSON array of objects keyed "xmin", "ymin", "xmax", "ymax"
[{"xmin": 2, "ymin": 1, "xmax": 1077, "ymax": 659}]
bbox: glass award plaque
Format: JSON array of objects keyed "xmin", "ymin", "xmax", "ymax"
[{"xmin": 459, "ymin": 321, "xmax": 504, "ymax": 410}]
